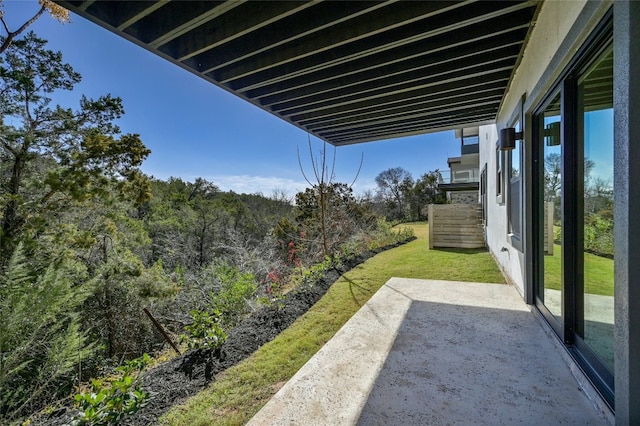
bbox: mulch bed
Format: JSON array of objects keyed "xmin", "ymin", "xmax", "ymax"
[{"xmin": 40, "ymin": 238, "xmax": 414, "ymax": 425}]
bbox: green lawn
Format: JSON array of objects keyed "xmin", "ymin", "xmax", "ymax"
[
  {"xmin": 543, "ymin": 244, "xmax": 614, "ymax": 296},
  {"xmin": 160, "ymin": 222, "xmax": 505, "ymax": 426}
]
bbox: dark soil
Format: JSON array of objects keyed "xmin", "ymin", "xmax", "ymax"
[{"xmin": 39, "ymin": 238, "xmax": 415, "ymax": 426}]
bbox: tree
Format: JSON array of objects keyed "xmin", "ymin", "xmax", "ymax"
[
  {"xmin": 544, "ymin": 153, "xmax": 561, "ymax": 202},
  {"xmin": 0, "ymin": 245, "xmax": 92, "ymax": 420},
  {"xmin": 406, "ymin": 171, "xmax": 445, "ymax": 221},
  {"xmin": 0, "ymin": 0, "xmax": 69, "ymax": 54},
  {"xmin": 144, "ymin": 178, "xmax": 229, "ymax": 270},
  {"xmin": 375, "ymin": 167, "xmax": 412, "ymax": 221},
  {"xmin": 0, "ymin": 32, "xmax": 151, "ymax": 265},
  {"xmin": 287, "ymin": 182, "xmax": 374, "ymax": 264},
  {"xmin": 297, "ymin": 135, "xmax": 362, "ymax": 257}
]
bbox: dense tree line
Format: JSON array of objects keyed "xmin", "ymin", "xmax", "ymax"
[
  {"xmin": 372, "ymin": 166, "xmax": 446, "ymax": 222},
  {"xmin": 545, "ymin": 153, "xmax": 613, "ymax": 257}
]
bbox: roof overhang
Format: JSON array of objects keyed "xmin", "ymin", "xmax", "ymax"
[
  {"xmin": 447, "ymin": 156, "xmax": 462, "ymax": 166},
  {"xmin": 54, "ymin": 1, "xmax": 540, "ymax": 146}
]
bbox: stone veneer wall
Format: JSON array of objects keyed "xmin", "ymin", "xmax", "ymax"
[{"xmin": 448, "ymin": 191, "xmax": 478, "ymax": 204}]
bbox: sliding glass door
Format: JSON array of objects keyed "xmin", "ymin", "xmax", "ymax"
[
  {"xmin": 533, "ymin": 27, "xmax": 613, "ymax": 407},
  {"xmin": 577, "ymin": 45, "xmax": 614, "ymax": 375}
]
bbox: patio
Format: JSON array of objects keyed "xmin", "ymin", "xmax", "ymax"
[{"xmin": 248, "ymin": 278, "xmax": 612, "ymax": 425}]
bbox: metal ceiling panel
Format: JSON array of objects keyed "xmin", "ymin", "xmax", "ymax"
[{"xmin": 55, "ymin": 0, "xmax": 540, "ymax": 145}]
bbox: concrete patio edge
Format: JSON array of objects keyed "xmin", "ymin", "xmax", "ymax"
[{"xmin": 248, "ymin": 278, "xmax": 611, "ymax": 425}]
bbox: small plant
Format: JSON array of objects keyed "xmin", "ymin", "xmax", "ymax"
[
  {"xmin": 395, "ymin": 226, "xmax": 415, "ymax": 241},
  {"xmin": 181, "ymin": 309, "xmax": 228, "ymax": 350},
  {"xmin": 71, "ymin": 354, "xmax": 151, "ymax": 425},
  {"xmin": 210, "ymin": 267, "xmax": 258, "ymax": 327},
  {"xmin": 337, "ymin": 241, "xmax": 360, "ymax": 264},
  {"xmin": 301, "ymin": 256, "xmax": 334, "ymax": 284},
  {"xmin": 262, "ymin": 267, "xmax": 287, "ymax": 310}
]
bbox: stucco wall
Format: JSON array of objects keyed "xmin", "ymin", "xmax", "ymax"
[{"xmin": 478, "ymin": 125, "xmax": 525, "ymax": 294}]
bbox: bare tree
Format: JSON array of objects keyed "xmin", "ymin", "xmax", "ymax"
[{"xmin": 297, "ymin": 135, "xmax": 362, "ymax": 257}]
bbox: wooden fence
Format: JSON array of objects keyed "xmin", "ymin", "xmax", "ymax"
[{"xmin": 428, "ymin": 204, "xmax": 484, "ymax": 249}]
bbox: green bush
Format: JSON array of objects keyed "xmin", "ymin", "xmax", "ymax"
[
  {"xmin": 209, "ymin": 265, "xmax": 257, "ymax": 328},
  {"xmin": 584, "ymin": 214, "xmax": 614, "ymax": 257},
  {"xmin": 302, "ymin": 256, "xmax": 335, "ymax": 284},
  {"xmin": 181, "ymin": 309, "xmax": 228, "ymax": 351},
  {"xmin": 180, "ymin": 263, "xmax": 256, "ymax": 349},
  {"xmin": 71, "ymin": 354, "xmax": 150, "ymax": 425}
]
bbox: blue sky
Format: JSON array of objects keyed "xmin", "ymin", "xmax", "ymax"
[
  {"xmin": 584, "ymin": 109, "xmax": 614, "ymax": 186},
  {"xmin": 2, "ymin": 1, "xmax": 460, "ymax": 197}
]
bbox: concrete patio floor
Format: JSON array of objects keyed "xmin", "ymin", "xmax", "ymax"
[{"xmin": 248, "ymin": 278, "xmax": 613, "ymax": 425}]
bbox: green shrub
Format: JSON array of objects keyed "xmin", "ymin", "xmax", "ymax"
[
  {"xmin": 584, "ymin": 214, "xmax": 614, "ymax": 257},
  {"xmin": 301, "ymin": 256, "xmax": 334, "ymax": 284},
  {"xmin": 209, "ymin": 265, "xmax": 257, "ymax": 328},
  {"xmin": 71, "ymin": 354, "xmax": 150, "ymax": 425},
  {"xmin": 181, "ymin": 309, "xmax": 228, "ymax": 351}
]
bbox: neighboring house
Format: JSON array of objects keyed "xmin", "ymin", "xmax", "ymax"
[
  {"xmin": 438, "ymin": 127, "xmax": 480, "ymax": 204},
  {"xmin": 55, "ymin": 1, "xmax": 640, "ymax": 422}
]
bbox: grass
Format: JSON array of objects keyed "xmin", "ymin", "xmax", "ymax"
[
  {"xmin": 543, "ymin": 244, "xmax": 614, "ymax": 296},
  {"xmin": 159, "ymin": 222, "xmax": 505, "ymax": 426}
]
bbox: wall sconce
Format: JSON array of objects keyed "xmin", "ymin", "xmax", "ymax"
[{"xmin": 499, "ymin": 127, "xmax": 523, "ymax": 151}]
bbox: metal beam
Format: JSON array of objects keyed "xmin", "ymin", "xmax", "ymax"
[
  {"xmin": 259, "ymin": 45, "xmax": 521, "ymax": 109},
  {"xmin": 290, "ymin": 75, "xmax": 511, "ymax": 124},
  {"xmin": 222, "ymin": 13, "xmax": 528, "ymax": 96},
  {"xmin": 245, "ymin": 27, "xmax": 525, "ymax": 100},
  {"xmin": 54, "ymin": 0, "xmax": 539, "ymax": 146},
  {"xmin": 214, "ymin": 1, "xmax": 534, "ymax": 87},
  {"xmin": 201, "ymin": 1, "xmax": 400, "ymax": 75},
  {"xmin": 318, "ymin": 103, "xmax": 499, "ymax": 140},
  {"xmin": 299, "ymin": 82, "xmax": 507, "ymax": 128},
  {"xmin": 117, "ymin": 1, "xmax": 169, "ymax": 31},
  {"xmin": 308, "ymin": 93, "xmax": 504, "ymax": 134},
  {"xmin": 149, "ymin": 1, "xmax": 246, "ymax": 48},
  {"xmin": 329, "ymin": 114, "xmax": 496, "ymax": 145},
  {"xmin": 274, "ymin": 60, "xmax": 515, "ymax": 117},
  {"xmin": 204, "ymin": 1, "xmax": 464, "ymax": 78}
]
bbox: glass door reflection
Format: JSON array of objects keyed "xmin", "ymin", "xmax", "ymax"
[
  {"xmin": 541, "ymin": 91, "xmax": 563, "ymax": 325},
  {"xmin": 578, "ymin": 45, "xmax": 614, "ymax": 373}
]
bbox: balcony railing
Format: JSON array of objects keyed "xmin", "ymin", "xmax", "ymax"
[
  {"xmin": 461, "ymin": 143, "xmax": 480, "ymax": 155},
  {"xmin": 439, "ymin": 168, "xmax": 480, "ymax": 184}
]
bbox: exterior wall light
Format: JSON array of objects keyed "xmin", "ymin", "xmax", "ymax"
[{"xmin": 499, "ymin": 127, "xmax": 523, "ymax": 151}]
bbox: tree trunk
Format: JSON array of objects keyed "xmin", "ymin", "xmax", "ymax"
[
  {"xmin": 319, "ymin": 186, "xmax": 329, "ymax": 257},
  {"xmin": 102, "ymin": 237, "xmax": 116, "ymax": 358}
]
